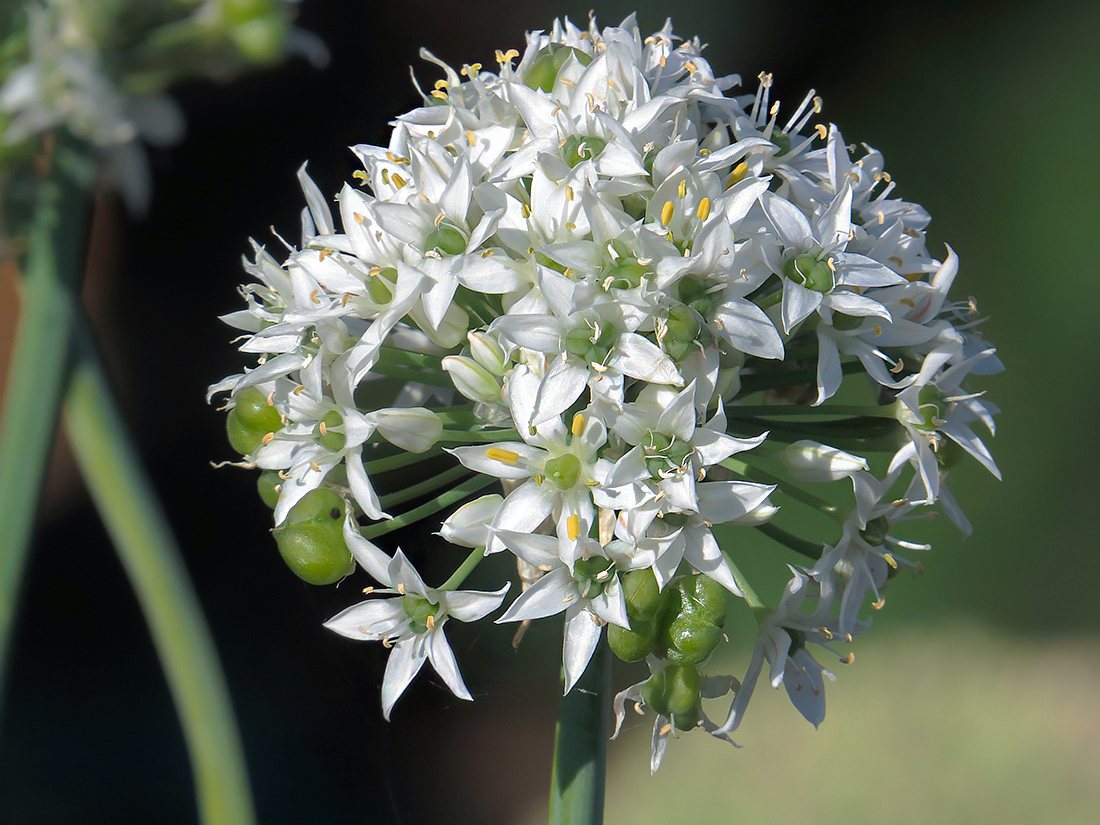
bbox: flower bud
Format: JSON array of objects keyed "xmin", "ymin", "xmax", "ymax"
[
  {"xmin": 782, "ymin": 440, "xmax": 869, "ymax": 483},
  {"xmin": 468, "ymin": 331, "xmax": 508, "ymax": 375},
  {"xmin": 439, "ymin": 494, "xmax": 502, "ymax": 547},
  {"xmin": 443, "ymin": 355, "xmax": 502, "ymax": 404},
  {"xmin": 729, "ymin": 502, "xmax": 779, "ymax": 526},
  {"xmin": 371, "ymin": 407, "xmax": 442, "ymax": 453}
]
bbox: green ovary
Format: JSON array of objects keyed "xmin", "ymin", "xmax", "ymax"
[
  {"xmin": 784, "ymin": 252, "xmax": 834, "ymax": 293},
  {"xmin": 544, "ymin": 453, "xmax": 582, "ymax": 490}
]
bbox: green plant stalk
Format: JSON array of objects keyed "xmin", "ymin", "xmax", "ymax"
[
  {"xmin": 359, "ymin": 473, "xmax": 498, "ymax": 540},
  {"xmin": 548, "ymin": 640, "xmax": 611, "ymax": 825},
  {"xmin": 439, "ymin": 546, "xmax": 485, "ymax": 591},
  {"xmin": 0, "ymin": 159, "xmax": 88, "ymax": 706},
  {"xmin": 64, "ymin": 328, "xmax": 256, "ymax": 825}
]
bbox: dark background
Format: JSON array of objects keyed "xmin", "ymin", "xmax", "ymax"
[{"xmin": 2, "ymin": 1, "xmax": 1097, "ymax": 823}]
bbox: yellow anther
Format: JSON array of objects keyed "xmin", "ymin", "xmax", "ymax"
[
  {"xmin": 318, "ymin": 421, "xmax": 328, "ymax": 435},
  {"xmin": 481, "ymin": 249, "xmax": 494, "ymax": 258},
  {"xmin": 769, "ymin": 101, "xmax": 780, "ymax": 117},
  {"xmin": 565, "ymin": 222, "xmax": 576, "ymax": 231},
  {"xmin": 318, "ymin": 248, "xmax": 333, "ymax": 261},
  {"xmin": 293, "ymin": 385, "xmax": 305, "ymax": 395},
  {"xmin": 677, "ymin": 179, "xmax": 687, "ymax": 199},
  {"xmin": 430, "ymin": 90, "xmax": 448, "ymax": 100},
  {"xmin": 309, "ymin": 289, "xmax": 319, "ymax": 303},
  {"xmin": 883, "ymin": 553, "xmax": 898, "ymax": 569},
  {"xmin": 877, "ymin": 211, "xmax": 885, "ymax": 225},
  {"xmin": 567, "ymin": 514, "xmax": 581, "ymax": 541},
  {"xmin": 352, "ymin": 170, "xmax": 368, "ymax": 181},
  {"xmin": 309, "ymin": 461, "xmax": 321, "ymax": 472},
  {"xmin": 813, "ymin": 95, "xmax": 823, "ymax": 113},
  {"xmin": 362, "ymin": 586, "xmax": 374, "ymax": 595},
  {"xmin": 353, "ymin": 212, "xmax": 365, "ymax": 223},
  {"xmin": 368, "ymin": 266, "xmax": 382, "ymax": 277},
  {"xmin": 381, "ymin": 169, "xmax": 390, "ymax": 184},
  {"xmin": 565, "ymin": 184, "xmax": 575, "ymax": 201},
  {"xmin": 758, "ymin": 71, "xmax": 773, "ymax": 86},
  {"xmin": 695, "ymin": 197, "xmax": 711, "ymax": 222},
  {"xmin": 821, "ymin": 627, "xmax": 833, "ymax": 640},
  {"xmin": 521, "ymin": 203, "xmax": 531, "ymax": 218},
  {"xmin": 537, "ymin": 564, "xmax": 552, "ymax": 572},
  {"xmin": 660, "ymin": 200, "xmax": 674, "ymax": 226},
  {"xmin": 466, "ymin": 130, "xmax": 476, "ymax": 147},
  {"xmin": 685, "ymin": 60, "xmax": 697, "ymax": 74},
  {"xmin": 659, "ymin": 723, "xmax": 673, "ymax": 736},
  {"xmin": 899, "ymin": 297, "xmax": 916, "ymax": 309},
  {"xmin": 659, "ymin": 55, "xmax": 667, "ymax": 68},
  {"xmin": 889, "ymin": 255, "xmax": 904, "ymax": 267},
  {"xmin": 841, "ymin": 652, "xmax": 855, "ymax": 664},
  {"xmin": 872, "ymin": 597, "xmax": 886, "ymax": 610},
  {"xmin": 434, "ymin": 80, "xmax": 449, "ymax": 90},
  {"xmin": 391, "ymin": 173, "xmax": 407, "ymax": 189},
  {"xmin": 725, "ymin": 162, "xmax": 748, "ymax": 189},
  {"xmin": 495, "ymin": 48, "xmax": 519, "ymax": 64},
  {"xmin": 485, "ymin": 447, "xmax": 520, "ymax": 464},
  {"xmin": 278, "ymin": 470, "xmax": 290, "ymax": 480},
  {"xmin": 397, "ymin": 583, "xmax": 406, "ymax": 594},
  {"xmin": 571, "ymin": 413, "xmax": 585, "ymax": 437},
  {"xmin": 815, "ymin": 123, "xmax": 828, "ymax": 139},
  {"xmin": 871, "ymin": 323, "xmax": 883, "ymax": 336},
  {"xmin": 425, "ymin": 614, "xmax": 435, "ymax": 629},
  {"xmin": 261, "ymin": 432, "xmax": 275, "ymax": 446}
]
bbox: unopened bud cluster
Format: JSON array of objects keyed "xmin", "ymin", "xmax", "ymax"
[{"xmin": 211, "ymin": 14, "xmax": 1002, "ymax": 770}]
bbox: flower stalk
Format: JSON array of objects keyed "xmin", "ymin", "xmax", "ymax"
[
  {"xmin": 549, "ymin": 640, "xmax": 611, "ymax": 825},
  {"xmin": 0, "ymin": 142, "xmax": 89, "ymax": 707},
  {"xmin": 64, "ymin": 321, "xmax": 256, "ymax": 825}
]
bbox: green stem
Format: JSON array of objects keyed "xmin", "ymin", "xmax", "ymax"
[
  {"xmin": 720, "ymin": 457, "xmax": 843, "ymax": 522},
  {"xmin": 64, "ymin": 326, "xmax": 256, "ymax": 825},
  {"xmin": 0, "ymin": 155, "xmax": 88, "ymax": 707},
  {"xmin": 722, "ymin": 553, "xmax": 764, "ymax": 610},
  {"xmin": 362, "ymin": 443, "xmax": 445, "ymax": 474},
  {"xmin": 379, "ymin": 464, "xmax": 471, "ymax": 508},
  {"xmin": 359, "ymin": 474, "xmax": 498, "ymax": 540},
  {"xmin": 438, "ymin": 428, "xmax": 519, "ymax": 443},
  {"xmin": 735, "ymin": 359, "xmax": 863, "ymax": 395},
  {"xmin": 548, "ymin": 641, "xmax": 610, "ymax": 825},
  {"xmin": 439, "ymin": 546, "xmax": 485, "ymax": 591},
  {"xmin": 754, "ymin": 522, "xmax": 824, "ymax": 561},
  {"xmin": 727, "ymin": 404, "xmax": 897, "ymax": 419},
  {"xmin": 369, "ymin": 362, "xmax": 454, "ymax": 388}
]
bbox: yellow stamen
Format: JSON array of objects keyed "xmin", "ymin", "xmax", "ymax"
[
  {"xmin": 261, "ymin": 432, "xmax": 275, "ymax": 446},
  {"xmin": 362, "ymin": 586, "xmax": 374, "ymax": 595},
  {"xmin": 841, "ymin": 652, "xmax": 855, "ymax": 664},
  {"xmin": 309, "ymin": 461, "xmax": 320, "ymax": 472},
  {"xmin": 521, "ymin": 203, "xmax": 531, "ymax": 218},
  {"xmin": 485, "ymin": 447, "xmax": 519, "ymax": 464},
  {"xmin": 434, "ymin": 80, "xmax": 449, "ymax": 90},
  {"xmin": 466, "ymin": 130, "xmax": 476, "ymax": 147},
  {"xmin": 815, "ymin": 123, "xmax": 828, "ymax": 140},
  {"xmin": 353, "ymin": 212, "xmax": 365, "ymax": 223},
  {"xmin": 677, "ymin": 179, "xmax": 687, "ymax": 199},
  {"xmin": 567, "ymin": 514, "xmax": 581, "ymax": 541},
  {"xmin": 352, "ymin": 170, "xmax": 368, "ymax": 181},
  {"xmin": 883, "ymin": 553, "xmax": 898, "ymax": 569},
  {"xmin": 565, "ymin": 184, "xmax": 574, "ymax": 201},
  {"xmin": 725, "ymin": 162, "xmax": 748, "ymax": 189},
  {"xmin": 571, "ymin": 413, "xmax": 585, "ymax": 437},
  {"xmin": 391, "ymin": 173, "xmax": 407, "ymax": 189},
  {"xmin": 660, "ymin": 200, "xmax": 674, "ymax": 226},
  {"xmin": 430, "ymin": 90, "xmax": 447, "ymax": 100},
  {"xmin": 425, "ymin": 614, "xmax": 435, "ymax": 630},
  {"xmin": 695, "ymin": 197, "xmax": 711, "ymax": 221},
  {"xmin": 871, "ymin": 323, "xmax": 883, "ymax": 336},
  {"xmin": 309, "ymin": 289, "xmax": 319, "ymax": 303}
]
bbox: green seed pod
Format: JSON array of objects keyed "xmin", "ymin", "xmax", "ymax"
[
  {"xmin": 272, "ymin": 488, "xmax": 354, "ymax": 585},
  {"xmin": 313, "ymin": 410, "xmax": 345, "ymax": 452},
  {"xmin": 608, "ymin": 620, "xmax": 657, "ymax": 662},
  {"xmin": 226, "ymin": 386, "xmax": 283, "ymax": 455},
  {"xmin": 640, "ymin": 664, "xmax": 701, "ymax": 727},
  {"xmin": 543, "ymin": 453, "xmax": 582, "ymax": 490},
  {"xmin": 831, "ymin": 312, "xmax": 863, "ymax": 331},
  {"xmin": 621, "ymin": 568, "xmax": 665, "ymax": 623},
  {"xmin": 257, "ymin": 470, "xmax": 282, "ymax": 509},
  {"xmin": 402, "ymin": 596, "xmax": 439, "ymax": 632},
  {"xmin": 661, "ymin": 612, "xmax": 723, "ymax": 665},
  {"xmin": 675, "ymin": 574, "xmax": 728, "ymax": 627}
]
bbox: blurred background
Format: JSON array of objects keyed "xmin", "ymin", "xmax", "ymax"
[{"xmin": 1, "ymin": 0, "xmax": 1098, "ymax": 822}]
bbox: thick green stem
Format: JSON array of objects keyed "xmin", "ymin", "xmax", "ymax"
[
  {"xmin": 64, "ymin": 327, "xmax": 256, "ymax": 825},
  {"xmin": 548, "ymin": 641, "xmax": 611, "ymax": 825},
  {"xmin": 0, "ymin": 156, "xmax": 88, "ymax": 707}
]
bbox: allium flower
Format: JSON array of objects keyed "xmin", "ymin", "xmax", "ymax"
[{"xmin": 213, "ymin": 13, "xmax": 1002, "ymax": 765}]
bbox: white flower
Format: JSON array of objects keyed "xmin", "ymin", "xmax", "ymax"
[{"xmin": 324, "ymin": 516, "xmax": 508, "ymax": 719}]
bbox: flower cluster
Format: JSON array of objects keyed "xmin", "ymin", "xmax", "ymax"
[{"xmin": 211, "ymin": 14, "xmax": 1001, "ymax": 770}]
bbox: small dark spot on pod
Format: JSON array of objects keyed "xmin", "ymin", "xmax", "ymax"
[{"xmin": 330, "ymin": 508, "xmax": 341, "ymax": 520}]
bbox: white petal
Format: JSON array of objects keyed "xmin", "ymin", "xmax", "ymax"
[
  {"xmin": 381, "ymin": 638, "xmax": 428, "ymax": 720},
  {"xmin": 427, "ymin": 627, "xmax": 472, "ymax": 701},
  {"xmin": 562, "ymin": 605, "xmax": 602, "ymax": 694}
]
